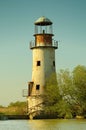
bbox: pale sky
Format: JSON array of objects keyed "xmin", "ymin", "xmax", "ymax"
[{"xmin": 0, "ymin": 0, "xmax": 86, "ymax": 106}]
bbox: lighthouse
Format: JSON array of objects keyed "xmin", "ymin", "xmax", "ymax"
[{"xmin": 27, "ymin": 16, "xmax": 58, "ymax": 119}]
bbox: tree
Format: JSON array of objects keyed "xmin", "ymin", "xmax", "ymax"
[
  {"xmin": 8, "ymin": 101, "xmax": 26, "ymax": 107},
  {"xmin": 43, "ymin": 73, "xmax": 61, "ymax": 118},
  {"xmin": 40, "ymin": 65, "xmax": 86, "ymax": 118},
  {"xmin": 56, "ymin": 100, "xmax": 73, "ymax": 119},
  {"xmin": 58, "ymin": 69, "xmax": 74, "ymax": 100},
  {"xmin": 43, "ymin": 71, "xmax": 74, "ymax": 118},
  {"xmin": 8, "ymin": 101, "xmax": 27, "ymax": 115},
  {"xmin": 57, "ymin": 69, "xmax": 74, "ymax": 118},
  {"xmin": 73, "ymin": 65, "xmax": 86, "ymax": 116}
]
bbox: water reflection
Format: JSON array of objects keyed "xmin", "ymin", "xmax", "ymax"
[
  {"xmin": 28, "ymin": 119, "xmax": 86, "ymax": 130},
  {"xmin": 28, "ymin": 119, "xmax": 58, "ymax": 130}
]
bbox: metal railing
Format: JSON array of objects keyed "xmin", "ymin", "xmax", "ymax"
[{"xmin": 29, "ymin": 40, "xmax": 58, "ymax": 49}]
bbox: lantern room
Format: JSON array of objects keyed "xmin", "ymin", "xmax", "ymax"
[{"xmin": 34, "ymin": 16, "xmax": 53, "ymax": 35}]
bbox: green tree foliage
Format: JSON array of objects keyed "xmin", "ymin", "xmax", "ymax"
[
  {"xmin": 44, "ymin": 73, "xmax": 60, "ymax": 105},
  {"xmin": 43, "ymin": 72, "xmax": 73, "ymax": 118},
  {"xmin": 8, "ymin": 101, "xmax": 26, "ymax": 107},
  {"xmin": 0, "ymin": 101, "xmax": 27, "ymax": 115},
  {"xmin": 57, "ymin": 69, "xmax": 74, "ymax": 118},
  {"xmin": 0, "ymin": 105, "xmax": 4, "ymax": 108},
  {"xmin": 57, "ymin": 100, "xmax": 72, "ymax": 119},
  {"xmin": 43, "ymin": 65, "xmax": 86, "ymax": 118},
  {"xmin": 58, "ymin": 69, "xmax": 74, "ymax": 101},
  {"xmin": 7, "ymin": 101, "xmax": 27, "ymax": 115},
  {"xmin": 43, "ymin": 73, "xmax": 61, "ymax": 118},
  {"xmin": 73, "ymin": 65, "xmax": 86, "ymax": 116}
]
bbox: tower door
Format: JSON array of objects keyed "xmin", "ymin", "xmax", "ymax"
[{"xmin": 28, "ymin": 82, "xmax": 33, "ymax": 96}]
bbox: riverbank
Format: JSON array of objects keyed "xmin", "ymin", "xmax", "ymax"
[{"xmin": 0, "ymin": 115, "xmax": 29, "ymax": 120}]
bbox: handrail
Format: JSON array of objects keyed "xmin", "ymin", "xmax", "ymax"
[{"xmin": 30, "ymin": 40, "xmax": 58, "ymax": 49}]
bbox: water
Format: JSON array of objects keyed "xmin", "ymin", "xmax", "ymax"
[{"xmin": 0, "ymin": 119, "xmax": 86, "ymax": 130}]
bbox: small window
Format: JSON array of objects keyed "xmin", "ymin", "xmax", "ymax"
[
  {"xmin": 36, "ymin": 85, "xmax": 40, "ymax": 90},
  {"xmin": 37, "ymin": 61, "xmax": 41, "ymax": 66},
  {"xmin": 53, "ymin": 61, "xmax": 55, "ymax": 66}
]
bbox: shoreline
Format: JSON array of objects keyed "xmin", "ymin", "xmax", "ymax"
[{"xmin": 0, "ymin": 115, "xmax": 29, "ymax": 120}]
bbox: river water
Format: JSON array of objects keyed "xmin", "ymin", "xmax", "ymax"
[{"xmin": 0, "ymin": 119, "xmax": 86, "ymax": 130}]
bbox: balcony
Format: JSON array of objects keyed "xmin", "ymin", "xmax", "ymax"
[
  {"xmin": 29, "ymin": 40, "xmax": 58, "ymax": 49},
  {"xmin": 22, "ymin": 89, "xmax": 28, "ymax": 97}
]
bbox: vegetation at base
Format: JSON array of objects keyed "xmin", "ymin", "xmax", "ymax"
[
  {"xmin": 43, "ymin": 65, "xmax": 86, "ymax": 119},
  {"xmin": 0, "ymin": 65, "xmax": 86, "ymax": 119},
  {"xmin": 0, "ymin": 101, "xmax": 27, "ymax": 115}
]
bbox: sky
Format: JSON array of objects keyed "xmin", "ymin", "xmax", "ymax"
[{"xmin": 0, "ymin": 0, "xmax": 86, "ymax": 106}]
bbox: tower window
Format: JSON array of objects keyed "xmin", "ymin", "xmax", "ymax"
[
  {"xmin": 36, "ymin": 85, "xmax": 40, "ymax": 90},
  {"xmin": 53, "ymin": 61, "xmax": 55, "ymax": 66},
  {"xmin": 37, "ymin": 61, "xmax": 41, "ymax": 66}
]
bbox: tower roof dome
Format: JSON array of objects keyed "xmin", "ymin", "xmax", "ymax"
[{"xmin": 34, "ymin": 16, "xmax": 52, "ymax": 26}]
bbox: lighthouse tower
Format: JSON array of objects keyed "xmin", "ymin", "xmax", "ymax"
[{"xmin": 27, "ymin": 16, "xmax": 58, "ymax": 119}]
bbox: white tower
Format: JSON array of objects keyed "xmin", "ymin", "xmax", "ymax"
[{"xmin": 27, "ymin": 16, "xmax": 58, "ymax": 119}]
